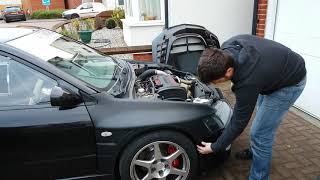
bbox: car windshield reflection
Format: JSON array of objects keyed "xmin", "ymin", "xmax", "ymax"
[{"xmin": 7, "ymin": 29, "xmax": 120, "ymax": 90}]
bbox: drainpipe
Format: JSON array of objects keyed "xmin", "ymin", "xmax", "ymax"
[
  {"xmin": 252, "ymin": 0, "xmax": 259, "ymax": 35},
  {"xmin": 164, "ymin": 0, "xmax": 169, "ymax": 29}
]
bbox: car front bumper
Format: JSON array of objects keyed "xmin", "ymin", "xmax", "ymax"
[
  {"xmin": 198, "ymin": 99, "xmax": 233, "ymax": 172},
  {"xmin": 62, "ymin": 14, "xmax": 72, "ymax": 19}
]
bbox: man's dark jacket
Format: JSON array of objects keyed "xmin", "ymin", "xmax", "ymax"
[{"xmin": 211, "ymin": 35, "xmax": 306, "ymax": 152}]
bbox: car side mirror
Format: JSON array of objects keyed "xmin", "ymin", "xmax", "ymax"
[{"xmin": 50, "ymin": 86, "xmax": 83, "ymax": 108}]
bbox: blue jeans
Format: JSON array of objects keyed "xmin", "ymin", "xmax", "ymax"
[{"xmin": 249, "ymin": 77, "xmax": 306, "ymax": 180}]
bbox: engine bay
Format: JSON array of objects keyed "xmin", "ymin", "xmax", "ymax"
[{"xmin": 133, "ymin": 64, "xmax": 223, "ymax": 105}]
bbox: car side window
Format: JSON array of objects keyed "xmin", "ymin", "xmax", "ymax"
[
  {"xmin": 82, "ymin": 3, "xmax": 93, "ymax": 9},
  {"xmin": 0, "ymin": 55, "xmax": 57, "ymax": 108}
]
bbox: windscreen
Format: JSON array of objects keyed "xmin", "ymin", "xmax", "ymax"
[{"xmin": 7, "ymin": 29, "xmax": 120, "ymax": 90}]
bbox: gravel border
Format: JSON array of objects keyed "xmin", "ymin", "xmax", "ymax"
[{"xmin": 89, "ymin": 27, "xmax": 133, "ymax": 60}]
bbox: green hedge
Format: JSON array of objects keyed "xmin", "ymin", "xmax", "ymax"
[
  {"xmin": 30, "ymin": 9, "xmax": 65, "ymax": 19},
  {"xmin": 105, "ymin": 18, "xmax": 116, "ymax": 29}
]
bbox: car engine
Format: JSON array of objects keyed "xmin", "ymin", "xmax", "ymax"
[{"xmin": 134, "ymin": 68, "xmax": 222, "ymax": 105}]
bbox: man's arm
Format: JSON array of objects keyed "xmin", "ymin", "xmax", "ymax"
[{"xmin": 211, "ymin": 85, "xmax": 259, "ymax": 152}]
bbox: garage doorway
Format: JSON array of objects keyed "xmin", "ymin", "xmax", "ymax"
[{"xmin": 265, "ymin": 0, "xmax": 320, "ymax": 119}]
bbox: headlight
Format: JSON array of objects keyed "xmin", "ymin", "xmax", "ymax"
[
  {"xmin": 202, "ymin": 100, "xmax": 233, "ymax": 134},
  {"xmin": 213, "ymin": 100, "xmax": 233, "ymax": 126}
]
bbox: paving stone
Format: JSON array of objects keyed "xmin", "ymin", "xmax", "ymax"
[
  {"xmin": 302, "ymin": 166, "xmax": 320, "ymax": 174},
  {"xmin": 199, "ymin": 85, "xmax": 320, "ymax": 180}
]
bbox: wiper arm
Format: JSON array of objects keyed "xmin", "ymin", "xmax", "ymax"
[{"xmin": 70, "ymin": 53, "xmax": 80, "ymax": 61}]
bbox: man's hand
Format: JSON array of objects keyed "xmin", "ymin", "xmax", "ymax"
[{"xmin": 197, "ymin": 141, "xmax": 214, "ymax": 154}]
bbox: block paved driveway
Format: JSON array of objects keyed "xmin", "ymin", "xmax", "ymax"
[
  {"xmin": 199, "ymin": 82, "xmax": 320, "ymax": 180},
  {"xmin": 0, "ymin": 19, "xmax": 65, "ymax": 30}
]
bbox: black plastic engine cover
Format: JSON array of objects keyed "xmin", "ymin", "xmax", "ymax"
[
  {"xmin": 157, "ymin": 86, "xmax": 187, "ymax": 101},
  {"xmin": 151, "ymin": 75, "xmax": 187, "ymax": 101}
]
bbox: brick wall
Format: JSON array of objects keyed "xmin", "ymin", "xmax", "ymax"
[
  {"xmin": 65, "ymin": 0, "xmax": 82, "ymax": 9},
  {"xmin": 22, "ymin": 0, "xmax": 65, "ymax": 12},
  {"xmin": 65, "ymin": 0, "xmax": 103, "ymax": 9},
  {"xmin": 256, "ymin": 0, "xmax": 268, "ymax": 37}
]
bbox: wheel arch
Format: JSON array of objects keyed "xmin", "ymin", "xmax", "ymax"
[
  {"xmin": 113, "ymin": 127, "xmax": 199, "ymax": 179},
  {"xmin": 70, "ymin": 13, "xmax": 80, "ymax": 19}
]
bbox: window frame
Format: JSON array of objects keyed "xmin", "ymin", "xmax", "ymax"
[
  {"xmin": 0, "ymin": 59, "xmax": 10, "ymax": 96},
  {"xmin": 124, "ymin": 0, "xmax": 165, "ymax": 22},
  {"xmin": 81, "ymin": 2, "xmax": 93, "ymax": 9},
  {"xmin": 0, "ymin": 52, "xmax": 80, "ymax": 111}
]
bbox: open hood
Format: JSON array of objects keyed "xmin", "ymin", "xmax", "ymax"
[{"xmin": 152, "ymin": 24, "xmax": 220, "ymax": 75}]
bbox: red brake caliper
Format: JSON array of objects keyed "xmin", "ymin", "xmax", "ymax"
[{"xmin": 167, "ymin": 145, "xmax": 180, "ymax": 168}]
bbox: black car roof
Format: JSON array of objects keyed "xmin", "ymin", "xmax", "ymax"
[{"xmin": 0, "ymin": 27, "xmax": 38, "ymax": 43}]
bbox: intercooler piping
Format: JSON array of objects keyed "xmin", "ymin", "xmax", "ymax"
[{"xmin": 137, "ymin": 69, "xmax": 168, "ymax": 81}]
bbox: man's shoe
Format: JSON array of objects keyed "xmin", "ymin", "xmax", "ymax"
[{"xmin": 235, "ymin": 148, "xmax": 253, "ymax": 160}]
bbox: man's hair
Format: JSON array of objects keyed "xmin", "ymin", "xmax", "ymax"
[{"xmin": 197, "ymin": 48, "xmax": 234, "ymax": 83}]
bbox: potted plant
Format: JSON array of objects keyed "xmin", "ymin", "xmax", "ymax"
[{"xmin": 78, "ymin": 18, "xmax": 95, "ymax": 43}]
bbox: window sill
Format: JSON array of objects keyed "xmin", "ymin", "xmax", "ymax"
[{"xmin": 121, "ymin": 19, "xmax": 165, "ymax": 27}]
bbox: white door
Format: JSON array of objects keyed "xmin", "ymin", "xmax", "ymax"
[{"xmin": 269, "ymin": 0, "xmax": 320, "ymax": 119}]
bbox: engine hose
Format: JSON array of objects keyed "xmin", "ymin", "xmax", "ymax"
[
  {"xmin": 137, "ymin": 69, "xmax": 168, "ymax": 81},
  {"xmin": 180, "ymin": 79, "xmax": 193, "ymax": 85},
  {"xmin": 137, "ymin": 69, "xmax": 156, "ymax": 81}
]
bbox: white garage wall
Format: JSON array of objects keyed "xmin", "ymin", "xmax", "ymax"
[
  {"xmin": 266, "ymin": 0, "xmax": 320, "ymax": 119},
  {"xmin": 168, "ymin": 0, "xmax": 255, "ymax": 43}
]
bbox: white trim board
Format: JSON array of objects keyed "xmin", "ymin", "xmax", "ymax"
[{"xmin": 264, "ymin": 0, "xmax": 278, "ymax": 40}]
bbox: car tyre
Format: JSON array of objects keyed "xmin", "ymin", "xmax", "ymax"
[
  {"xmin": 71, "ymin": 14, "xmax": 79, "ymax": 19},
  {"xmin": 119, "ymin": 131, "xmax": 198, "ymax": 180},
  {"xmin": 216, "ymin": 148, "xmax": 231, "ymax": 161}
]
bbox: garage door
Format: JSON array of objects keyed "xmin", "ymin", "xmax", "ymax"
[{"xmin": 270, "ymin": 0, "xmax": 320, "ymax": 119}]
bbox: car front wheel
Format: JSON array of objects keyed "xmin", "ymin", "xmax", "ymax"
[
  {"xmin": 71, "ymin": 13, "xmax": 79, "ymax": 19},
  {"xmin": 120, "ymin": 131, "xmax": 198, "ymax": 180}
]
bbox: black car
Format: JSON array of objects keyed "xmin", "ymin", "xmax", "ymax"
[
  {"xmin": 3, "ymin": 6, "xmax": 26, "ymax": 23},
  {"xmin": 0, "ymin": 27, "xmax": 232, "ymax": 180}
]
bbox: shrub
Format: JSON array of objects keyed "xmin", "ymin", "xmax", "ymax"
[
  {"xmin": 111, "ymin": 7, "xmax": 125, "ymax": 29},
  {"xmin": 30, "ymin": 9, "xmax": 65, "ymax": 19},
  {"xmin": 56, "ymin": 18, "xmax": 96, "ymax": 41},
  {"xmin": 59, "ymin": 29, "xmax": 79, "ymax": 40},
  {"xmin": 70, "ymin": 19, "xmax": 80, "ymax": 31},
  {"xmin": 79, "ymin": 18, "xmax": 95, "ymax": 31},
  {"xmin": 105, "ymin": 18, "xmax": 116, "ymax": 29}
]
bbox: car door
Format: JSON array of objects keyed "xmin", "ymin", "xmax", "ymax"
[{"xmin": 0, "ymin": 54, "xmax": 97, "ymax": 179}]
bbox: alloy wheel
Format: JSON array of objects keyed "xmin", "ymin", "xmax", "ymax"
[{"xmin": 130, "ymin": 141, "xmax": 190, "ymax": 180}]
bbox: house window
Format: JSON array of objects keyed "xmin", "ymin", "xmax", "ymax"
[
  {"xmin": 125, "ymin": 0, "xmax": 133, "ymax": 17},
  {"xmin": 139, "ymin": 0, "xmax": 161, "ymax": 21},
  {"xmin": 118, "ymin": 0, "xmax": 124, "ymax": 5}
]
